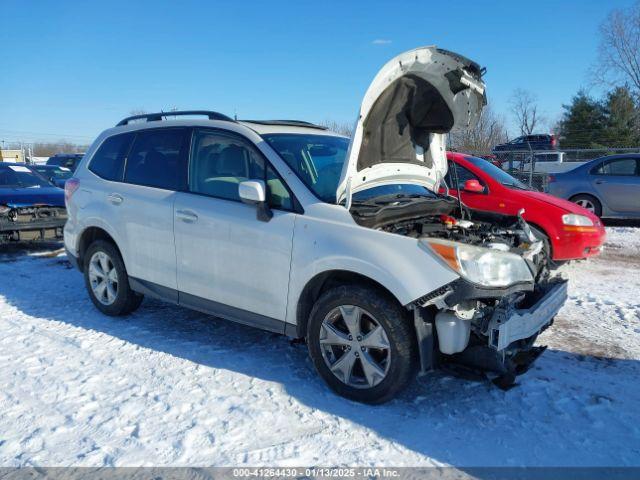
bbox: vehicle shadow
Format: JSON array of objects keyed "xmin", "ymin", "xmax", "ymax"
[
  {"xmin": 602, "ymin": 218, "xmax": 640, "ymax": 228},
  {"xmin": 1, "ymin": 251, "xmax": 639, "ymax": 468}
]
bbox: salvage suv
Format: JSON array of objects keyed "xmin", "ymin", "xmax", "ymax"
[{"xmin": 64, "ymin": 47, "xmax": 567, "ymax": 403}]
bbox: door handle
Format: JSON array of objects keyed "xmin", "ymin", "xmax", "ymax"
[
  {"xmin": 595, "ymin": 179, "xmax": 606, "ymax": 184},
  {"xmin": 108, "ymin": 193, "xmax": 123, "ymax": 205},
  {"xmin": 176, "ymin": 209, "xmax": 198, "ymax": 223}
]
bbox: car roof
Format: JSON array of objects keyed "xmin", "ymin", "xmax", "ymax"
[
  {"xmin": 101, "ymin": 118, "xmax": 347, "ymax": 139},
  {"xmin": 594, "ymin": 153, "xmax": 640, "ymax": 160},
  {"xmin": 239, "ymin": 121, "xmax": 346, "ymax": 137}
]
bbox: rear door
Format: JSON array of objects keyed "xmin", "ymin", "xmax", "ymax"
[
  {"xmin": 590, "ymin": 157, "xmax": 640, "ymax": 214},
  {"xmin": 174, "ymin": 129, "xmax": 297, "ymax": 329},
  {"xmin": 118, "ymin": 128, "xmax": 190, "ymax": 291}
]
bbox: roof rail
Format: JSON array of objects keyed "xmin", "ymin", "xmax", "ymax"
[
  {"xmin": 241, "ymin": 119, "xmax": 328, "ymax": 130},
  {"xmin": 116, "ymin": 110, "xmax": 234, "ymax": 127}
]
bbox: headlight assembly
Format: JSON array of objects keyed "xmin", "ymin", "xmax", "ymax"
[
  {"xmin": 562, "ymin": 214, "xmax": 594, "ymax": 227},
  {"xmin": 422, "ymin": 238, "xmax": 534, "ymax": 287}
]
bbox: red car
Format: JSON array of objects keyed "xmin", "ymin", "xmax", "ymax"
[{"xmin": 445, "ymin": 152, "xmax": 605, "ymax": 262}]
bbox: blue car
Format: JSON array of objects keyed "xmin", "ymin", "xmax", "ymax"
[
  {"xmin": 30, "ymin": 164, "xmax": 73, "ymax": 188},
  {"xmin": 0, "ymin": 163, "xmax": 67, "ymax": 243},
  {"xmin": 547, "ymin": 154, "xmax": 640, "ymax": 218}
]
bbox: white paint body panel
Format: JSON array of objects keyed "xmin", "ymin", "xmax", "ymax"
[{"xmin": 174, "ymin": 193, "xmax": 295, "ymax": 321}]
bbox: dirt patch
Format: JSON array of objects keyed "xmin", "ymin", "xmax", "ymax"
[{"xmin": 546, "ymin": 314, "xmax": 631, "ymax": 360}]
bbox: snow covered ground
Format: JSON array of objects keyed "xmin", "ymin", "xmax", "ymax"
[{"xmin": 0, "ymin": 228, "xmax": 639, "ymax": 467}]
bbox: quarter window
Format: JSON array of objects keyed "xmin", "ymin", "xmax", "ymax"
[
  {"xmin": 124, "ymin": 129, "xmax": 188, "ymax": 190},
  {"xmin": 89, "ymin": 133, "xmax": 133, "ymax": 181},
  {"xmin": 189, "ymin": 130, "xmax": 293, "ymax": 210}
]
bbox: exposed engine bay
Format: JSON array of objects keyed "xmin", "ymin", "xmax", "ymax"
[
  {"xmin": 350, "ymin": 194, "xmax": 565, "ymax": 388},
  {"xmin": 351, "ymin": 195, "xmax": 546, "ymax": 273}
]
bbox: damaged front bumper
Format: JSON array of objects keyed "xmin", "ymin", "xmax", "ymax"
[
  {"xmin": 0, "ymin": 206, "xmax": 67, "ymax": 243},
  {"xmin": 487, "ymin": 280, "xmax": 568, "ymax": 351},
  {"xmin": 443, "ymin": 279, "xmax": 568, "ymax": 385},
  {"xmin": 413, "ymin": 277, "xmax": 568, "ymax": 386}
]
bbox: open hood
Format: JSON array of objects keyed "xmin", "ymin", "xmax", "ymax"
[{"xmin": 337, "ymin": 46, "xmax": 487, "ymax": 205}]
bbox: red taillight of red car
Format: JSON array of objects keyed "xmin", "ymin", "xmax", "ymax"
[{"xmin": 65, "ymin": 178, "xmax": 80, "ymax": 203}]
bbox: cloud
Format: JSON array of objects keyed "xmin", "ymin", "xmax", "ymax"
[{"xmin": 371, "ymin": 39, "xmax": 392, "ymax": 45}]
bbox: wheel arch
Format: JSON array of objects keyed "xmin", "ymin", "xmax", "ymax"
[
  {"xmin": 527, "ymin": 222, "xmax": 554, "ymax": 258},
  {"xmin": 294, "ymin": 269, "xmax": 406, "ymax": 339},
  {"xmin": 568, "ymin": 191, "xmax": 602, "ymax": 206},
  {"xmin": 77, "ymin": 226, "xmax": 123, "ymax": 269}
]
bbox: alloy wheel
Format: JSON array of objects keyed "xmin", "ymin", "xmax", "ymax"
[
  {"xmin": 575, "ymin": 199, "xmax": 595, "ymax": 213},
  {"xmin": 319, "ymin": 305, "xmax": 391, "ymax": 389},
  {"xmin": 88, "ymin": 251, "xmax": 119, "ymax": 305}
]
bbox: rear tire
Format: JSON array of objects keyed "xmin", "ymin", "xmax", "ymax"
[
  {"xmin": 83, "ymin": 240, "xmax": 143, "ymax": 316},
  {"xmin": 570, "ymin": 194, "xmax": 602, "ymax": 217},
  {"xmin": 307, "ymin": 285, "xmax": 417, "ymax": 404}
]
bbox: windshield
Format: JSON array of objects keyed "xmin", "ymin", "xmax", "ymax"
[
  {"xmin": 464, "ymin": 155, "xmax": 530, "ymax": 190},
  {"xmin": 0, "ymin": 166, "xmax": 51, "ymax": 188},
  {"xmin": 262, "ymin": 134, "xmax": 349, "ymax": 203}
]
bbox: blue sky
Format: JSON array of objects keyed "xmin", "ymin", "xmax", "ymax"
[{"xmin": 1, "ymin": 0, "xmax": 635, "ymax": 145}]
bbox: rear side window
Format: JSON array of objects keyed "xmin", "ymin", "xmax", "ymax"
[
  {"xmin": 593, "ymin": 158, "xmax": 638, "ymax": 176},
  {"xmin": 89, "ymin": 133, "xmax": 134, "ymax": 181},
  {"xmin": 124, "ymin": 129, "xmax": 189, "ymax": 190}
]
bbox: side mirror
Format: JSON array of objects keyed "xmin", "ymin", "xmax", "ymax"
[
  {"xmin": 463, "ymin": 179, "xmax": 484, "ymax": 193},
  {"xmin": 239, "ymin": 180, "xmax": 266, "ymax": 203},
  {"xmin": 239, "ymin": 180, "xmax": 273, "ymax": 222}
]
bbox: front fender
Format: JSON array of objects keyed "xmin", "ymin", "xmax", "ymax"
[{"xmin": 285, "ymin": 213, "xmax": 460, "ymax": 327}]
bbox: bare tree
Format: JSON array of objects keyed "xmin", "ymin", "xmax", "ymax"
[
  {"xmin": 594, "ymin": 3, "xmax": 640, "ymax": 95},
  {"xmin": 509, "ymin": 89, "xmax": 543, "ymax": 136},
  {"xmin": 319, "ymin": 119, "xmax": 354, "ymax": 137},
  {"xmin": 449, "ymin": 105, "xmax": 508, "ymax": 154},
  {"xmin": 32, "ymin": 141, "xmax": 88, "ymax": 156}
]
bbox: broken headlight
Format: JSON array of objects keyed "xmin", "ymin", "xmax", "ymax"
[{"xmin": 422, "ymin": 238, "xmax": 534, "ymax": 287}]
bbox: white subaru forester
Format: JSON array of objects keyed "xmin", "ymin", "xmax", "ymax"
[{"xmin": 64, "ymin": 47, "xmax": 567, "ymax": 403}]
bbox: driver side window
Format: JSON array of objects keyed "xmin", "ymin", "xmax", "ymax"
[{"xmin": 189, "ymin": 130, "xmax": 293, "ymax": 210}]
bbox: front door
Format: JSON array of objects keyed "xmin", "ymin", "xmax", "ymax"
[{"xmin": 174, "ymin": 129, "xmax": 297, "ymax": 330}]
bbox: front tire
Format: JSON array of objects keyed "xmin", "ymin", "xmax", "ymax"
[
  {"xmin": 307, "ymin": 285, "xmax": 417, "ymax": 404},
  {"xmin": 84, "ymin": 240, "xmax": 143, "ymax": 316}
]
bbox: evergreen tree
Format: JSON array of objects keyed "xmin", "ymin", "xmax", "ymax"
[
  {"xmin": 602, "ymin": 86, "xmax": 640, "ymax": 146},
  {"xmin": 557, "ymin": 91, "xmax": 607, "ymax": 148}
]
